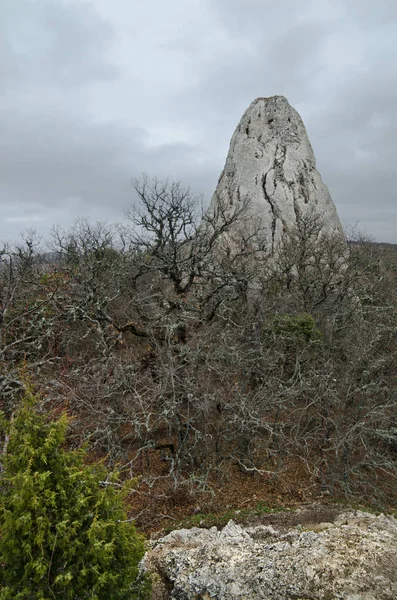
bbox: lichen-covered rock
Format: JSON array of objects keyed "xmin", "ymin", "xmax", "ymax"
[
  {"xmin": 208, "ymin": 96, "xmax": 343, "ymax": 252},
  {"xmin": 142, "ymin": 510, "xmax": 397, "ymax": 599}
]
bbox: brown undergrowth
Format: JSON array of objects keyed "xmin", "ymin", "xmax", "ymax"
[{"xmin": 122, "ymin": 456, "xmax": 341, "ymax": 535}]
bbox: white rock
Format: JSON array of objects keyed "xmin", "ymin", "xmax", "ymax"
[
  {"xmin": 208, "ymin": 96, "xmax": 343, "ymax": 252},
  {"xmin": 142, "ymin": 510, "xmax": 397, "ymax": 599}
]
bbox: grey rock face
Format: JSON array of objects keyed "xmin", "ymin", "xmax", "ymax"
[
  {"xmin": 208, "ymin": 96, "xmax": 343, "ymax": 251},
  {"xmin": 142, "ymin": 510, "xmax": 397, "ymax": 599}
]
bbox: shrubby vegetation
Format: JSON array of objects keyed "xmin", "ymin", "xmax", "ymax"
[
  {"xmin": 0, "ymin": 391, "xmax": 149, "ymax": 599},
  {"xmin": 1, "ymin": 175, "xmax": 397, "ymax": 534}
]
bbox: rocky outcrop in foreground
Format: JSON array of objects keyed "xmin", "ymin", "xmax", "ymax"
[
  {"xmin": 142, "ymin": 509, "xmax": 397, "ymax": 599},
  {"xmin": 208, "ymin": 96, "xmax": 343, "ymax": 251}
]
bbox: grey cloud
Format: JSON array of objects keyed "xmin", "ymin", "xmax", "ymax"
[
  {"xmin": 0, "ymin": 0, "xmax": 396, "ymax": 243},
  {"xmin": 0, "ymin": 106, "xmax": 217, "ymax": 242},
  {"xmin": 0, "ymin": 0, "xmax": 117, "ymax": 88}
]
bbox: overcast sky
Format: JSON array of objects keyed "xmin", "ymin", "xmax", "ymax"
[{"xmin": 1, "ymin": 0, "xmax": 396, "ymax": 244}]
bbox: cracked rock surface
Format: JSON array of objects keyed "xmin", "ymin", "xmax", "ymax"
[
  {"xmin": 208, "ymin": 96, "xmax": 343, "ymax": 251},
  {"xmin": 142, "ymin": 510, "xmax": 397, "ymax": 599}
]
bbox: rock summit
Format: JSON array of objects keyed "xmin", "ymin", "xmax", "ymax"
[{"xmin": 208, "ymin": 96, "xmax": 343, "ymax": 251}]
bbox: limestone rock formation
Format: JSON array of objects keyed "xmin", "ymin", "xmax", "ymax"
[
  {"xmin": 142, "ymin": 509, "xmax": 397, "ymax": 599},
  {"xmin": 208, "ymin": 96, "xmax": 343, "ymax": 252}
]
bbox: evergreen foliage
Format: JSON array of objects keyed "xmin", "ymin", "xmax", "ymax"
[
  {"xmin": 262, "ymin": 313, "xmax": 322, "ymax": 351},
  {"xmin": 0, "ymin": 393, "xmax": 149, "ymax": 600},
  {"xmin": 269, "ymin": 313, "xmax": 322, "ymax": 343}
]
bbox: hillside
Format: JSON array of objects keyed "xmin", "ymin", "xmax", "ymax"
[{"xmin": 1, "ymin": 187, "xmax": 397, "ymax": 533}]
